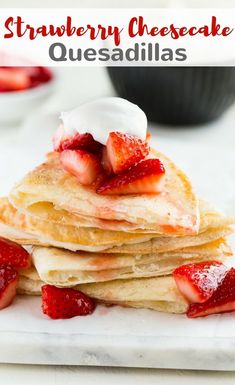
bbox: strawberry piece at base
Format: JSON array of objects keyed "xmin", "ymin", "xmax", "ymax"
[
  {"xmin": 97, "ymin": 158, "xmax": 165, "ymax": 195},
  {"xmin": 0, "ymin": 237, "xmax": 31, "ymax": 269},
  {"xmin": 106, "ymin": 132, "xmax": 150, "ymax": 174},
  {"xmin": 60, "ymin": 149, "xmax": 102, "ymax": 185},
  {"xmin": 173, "ymin": 261, "xmax": 228, "ymax": 304},
  {"xmin": 42, "ymin": 285, "xmax": 96, "ymax": 319},
  {"xmin": 0, "ymin": 266, "xmax": 18, "ymax": 310},
  {"xmin": 187, "ymin": 268, "xmax": 235, "ymax": 318},
  {"xmin": 53, "ymin": 126, "xmax": 102, "ymax": 154}
]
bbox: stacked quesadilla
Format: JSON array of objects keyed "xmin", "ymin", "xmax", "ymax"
[{"xmin": 0, "ymin": 98, "xmax": 234, "ymax": 317}]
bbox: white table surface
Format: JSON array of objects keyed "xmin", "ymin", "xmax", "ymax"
[{"xmin": 1, "ymin": 66, "xmax": 235, "ymax": 383}]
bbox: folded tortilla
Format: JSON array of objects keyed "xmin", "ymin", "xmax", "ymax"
[
  {"xmin": 18, "ymin": 269, "xmax": 188, "ymax": 314},
  {"xmin": 107, "ymin": 226, "xmax": 234, "ymax": 254},
  {"xmin": 0, "ymin": 198, "xmax": 152, "ymax": 252},
  {"xmin": 0, "ymin": 198, "xmax": 233, "ymax": 253},
  {"xmin": 30, "ymin": 238, "xmax": 231, "ymax": 286},
  {"xmin": 78, "ymin": 276, "xmax": 188, "ymax": 313},
  {"xmin": 9, "ymin": 151, "xmax": 199, "ymax": 235}
]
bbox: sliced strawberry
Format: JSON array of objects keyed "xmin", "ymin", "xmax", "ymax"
[
  {"xmin": 0, "ymin": 237, "xmax": 31, "ymax": 269},
  {"xmin": 187, "ymin": 268, "xmax": 235, "ymax": 318},
  {"xmin": 53, "ymin": 125, "xmax": 69, "ymax": 152},
  {"xmin": 0, "ymin": 266, "xmax": 18, "ymax": 310},
  {"xmin": 60, "ymin": 133, "xmax": 102, "ymax": 154},
  {"xmin": 97, "ymin": 158, "xmax": 165, "ymax": 195},
  {"xmin": 42, "ymin": 285, "xmax": 96, "ymax": 319},
  {"xmin": 173, "ymin": 261, "xmax": 228, "ymax": 304},
  {"xmin": 106, "ymin": 132, "xmax": 150, "ymax": 174},
  {"xmin": 101, "ymin": 147, "xmax": 113, "ymax": 176},
  {"xmin": 0, "ymin": 68, "xmax": 30, "ymax": 92},
  {"xmin": 53, "ymin": 126, "xmax": 102, "ymax": 154},
  {"xmin": 60, "ymin": 149, "xmax": 101, "ymax": 185}
]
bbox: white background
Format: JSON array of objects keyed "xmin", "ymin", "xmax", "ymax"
[{"xmin": 2, "ymin": 0, "xmax": 235, "ymax": 7}]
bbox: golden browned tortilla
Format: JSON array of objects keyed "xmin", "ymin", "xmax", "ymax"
[
  {"xmin": 18, "ymin": 269, "xmax": 188, "ymax": 314},
  {"xmin": 9, "ymin": 151, "xmax": 199, "ymax": 235},
  {"xmin": 0, "ymin": 197, "xmax": 233, "ymax": 252},
  {"xmin": 28, "ymin": 238, "xmax": 231, "ymax": 286}
]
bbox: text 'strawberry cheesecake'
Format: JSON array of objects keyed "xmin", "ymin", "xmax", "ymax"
[{"xmin": 0, "ymin": 97, "xmax": 234, "ymax": 319}]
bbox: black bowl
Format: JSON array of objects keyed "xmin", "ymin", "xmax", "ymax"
[{"xmin": 107, "ymin": 67, "xmax": 235, "ymax": 126}]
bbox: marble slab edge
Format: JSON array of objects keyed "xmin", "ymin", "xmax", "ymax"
[{"xmin": 1, "ymin": 331, "xmax": 235, "ymax": 371}]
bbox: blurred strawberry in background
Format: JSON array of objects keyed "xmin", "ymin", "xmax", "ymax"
[{"xmin": 0, "ymin": 67, "xmax": 53, "ymax": 92}]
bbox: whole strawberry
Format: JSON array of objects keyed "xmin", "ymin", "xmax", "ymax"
[
  {"xmin": 41, "ymin": 285, "xmax": 96, "ymax": 319},
  {"xmin": 0, "ymin": 237, "xmax": 31, "ymax": 269}
]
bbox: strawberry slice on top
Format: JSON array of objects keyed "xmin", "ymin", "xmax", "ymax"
[
  {"xmin": 106, "ymin": 132, "xmax": 150, "ymax": 174},
  {"xmin": 0, "ymin": 266, "xmax": 18, "ymax": 310},
  {"xmin": 187, "ymin": 268, "xmax": 235, "ymax": 318},
  {"xmin": 53, "ymin": 126, "xmax": 102, "ymax": 154},
  {"xmin": 173, "ymin": 261, "xmax": 228, "ymax": 304},
  {"xmin": 101, "ymin": 147, "xmax": 113, "ymax": 176},
  {"xmin": 60, "ymin": 149, "xmax": 102, "ymax": 186},
  {"xmin": 97, "ymin": 158, "xmax": 165, "ymax": 195}
]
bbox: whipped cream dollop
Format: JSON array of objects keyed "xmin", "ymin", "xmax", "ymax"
[{"xmin": 60, "ymin": 97, "xmax": 147, "ymax": 145}]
